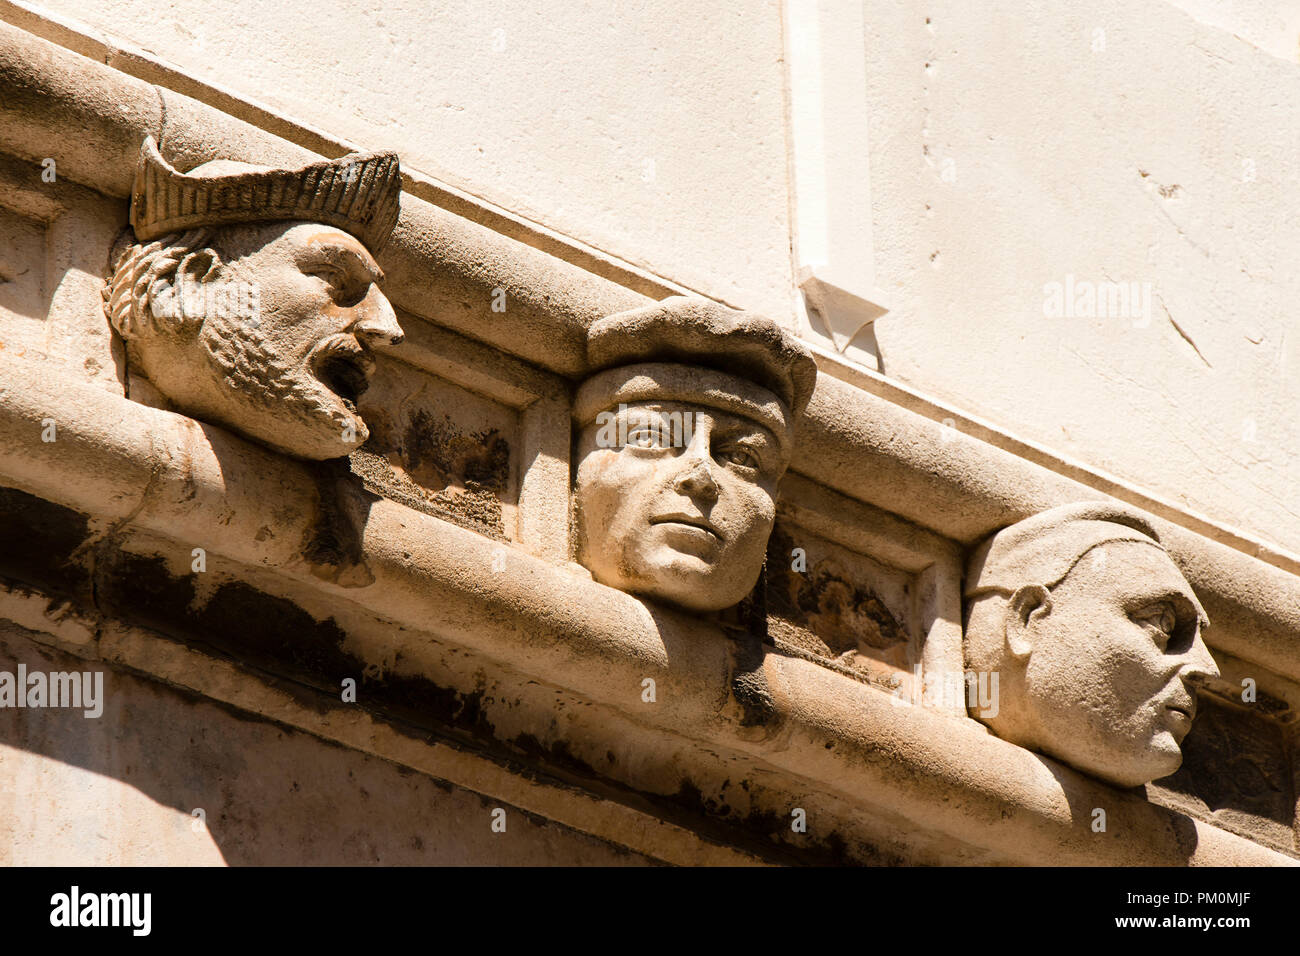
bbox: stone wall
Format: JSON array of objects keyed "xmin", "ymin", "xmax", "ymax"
[
  {"xmin": 16, "ymin": 0, "xmax": 1300, "ymax": 555},
  {"xmin": 0, "ymin": 4, "xmax": 1297, "ymax": 865}
]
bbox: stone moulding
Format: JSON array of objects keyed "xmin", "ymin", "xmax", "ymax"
[
  {"xmin": 0, "ymin": 352, "xmax": 1289, "ymax": 866},
  {"xmin": 2, "ymin": 17, "xmax": 1300, "ymax": 861},
  {"xmin": 1, "ymin": 18, "xmax": 1298, "ymax": 693}
]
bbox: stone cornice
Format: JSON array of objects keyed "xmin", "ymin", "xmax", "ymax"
[
  {"xmin": 2, "ymin": 14, "xmax": 1299, "ymax": 861},
  {"xmin": 1, "ymin": 19, "xmax": 1297, "ymax": 695},
  {"xmin": 0, "ymin": 352, "xmax": 1290, "ymax": 865}
]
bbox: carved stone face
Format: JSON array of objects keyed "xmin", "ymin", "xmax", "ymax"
[
  {"xmin": 990, "ymin": 541, "xmax": 1219, "ymax": 787},
  {"xmin": 127, "ymin": 221, "xmax": 403, "ymax": 460},
  {"xmin": 574, "ymin": 400, "xmax": 784, "ymax": 612}
]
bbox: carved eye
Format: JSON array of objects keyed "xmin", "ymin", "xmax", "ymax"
[
  {"xmin": 1133, "ymin": 604, "xmax": 1178, "ymax": 648},
  {"xmin": 307, "ymin": 265, "xmax": 370, "ymax": 308},
  {"xmin": 625, "ymin": 424, "xmax": 669, "ymax": 449},
  {"xmin": 717, "ymin": 444, "xmax": 760, "ymax": 470}
]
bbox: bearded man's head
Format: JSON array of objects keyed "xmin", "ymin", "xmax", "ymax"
[{"xmin": 104, "ymin": 138, "xmax": 405, "ymax": 460}]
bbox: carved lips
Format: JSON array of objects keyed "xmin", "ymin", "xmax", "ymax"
[
  {"xmin": 1156, "ymin": 683, "xmax": 1198, "ymax": 740},
  {"xmin": 648, "ymin": 512, "xmax": 723, "ymax": 552}
]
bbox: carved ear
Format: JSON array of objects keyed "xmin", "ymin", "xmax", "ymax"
[
  {"xmin": 146, "ymin": 248, "xmax": 223, "ymax": 332},
  {"xmin": 177, "ymin": 247, "xmax": 222, "ymax": 286},
  {"xmin": 1005, "ymin": 585, "xmax": 1051, "ymax": 659}
]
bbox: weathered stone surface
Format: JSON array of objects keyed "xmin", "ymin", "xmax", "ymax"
[
  {"xmin": 1150, "ymin": 695, "xmax": 1297, "ymax": 853},
  {"xmin": 0, "ymin": 7, "xmax": 1297, "ymax": 869},
  {"xmin": 0, "ymin": 622, "xmax": 656, "ymax": 865},
  {"xmin": 965, "ymin": 503, "xmax": 1220, "ymax": 788},
  {"xmin": 350, "ymin": 353, "xmax": 517, "ymax": 539},
  {"xmin": 105, "ymin": 139, "xmax": 405, "ymax": 460},
  {"xmin": 763, "ymin": 521, "xmax": 915, "ymax": 687}
]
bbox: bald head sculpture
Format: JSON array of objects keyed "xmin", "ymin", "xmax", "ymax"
[
  {"xmin": 104, "ymin": 137, "xmax": 405, "ymax": 460},
  {"xmin": 572, "ymin": 297, "xmax": 817, "ymax": 612},
  {"xmin": 964, "ymin": 502, "xmax": 1220, "ymax": 787}
]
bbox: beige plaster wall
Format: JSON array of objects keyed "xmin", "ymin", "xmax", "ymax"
[
  {"xmin": 866, "ymin": 0, "xmax": 1300, "ymax": 555},
  {"xmin": 18, "ymin": 0, "xmax": 1300, "ymax": 554},
  {"xmin": 24, "ymin": 0, "xmax": 794, "ymax": 320},
  {"xmin": 1164, "ymin": 0, "xmax": 1300, "ymax": 62}
]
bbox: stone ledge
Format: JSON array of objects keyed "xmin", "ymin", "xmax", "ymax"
[
  {"xmin": 0, "ymin": 587, "xmax": 765, "ymax": 866},
  {"xmin": 1, "ymin": 18, "xmax": 1296, "ymax": 693},
  {"xmin": 0, "ymin": 353, "xmax": 1291, "ymax": 866}
]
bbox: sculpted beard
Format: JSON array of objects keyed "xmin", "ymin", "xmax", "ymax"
[{"xmin": 197, "ymin": 296, "xmax": 357, "ymax": 441}]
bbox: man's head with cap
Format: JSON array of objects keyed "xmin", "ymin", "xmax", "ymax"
[
  {"xmin": 573, "ymin": 297, "xmax": 817, "ymax": 612},
  {"xmin": 963, "ymin": 501, "xmax": 1219, "ymax": 787},
  {"xmin": 104, "ymin": 137, "xmax": 405, "ymax": 460}
]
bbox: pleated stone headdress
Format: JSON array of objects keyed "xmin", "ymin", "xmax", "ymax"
[{"xmin": 129, "ymin": 136, "xmax": 402, "ymax": 253}]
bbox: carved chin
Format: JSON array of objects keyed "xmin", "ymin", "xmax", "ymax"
[
  {"xmin": 625, "ymin": 547, "xmax": 756, "ymax": 612},
  {"xmin": 301, "ymin": 380, "xmax": 370, "ymax": 446}
]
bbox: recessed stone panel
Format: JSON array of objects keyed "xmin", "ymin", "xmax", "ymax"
[
  {"xmin": 1148, "ymin": 696, "xmax": 1296, "ymax": 852},
  {"xmin": 350, "ymin": 354, "xmax": 519, "ymax": 541},
  {"xmin": 763, "ymin": 518, "xmax": 918, "ymax": 690},
  {"xmin": 0, "ymin": 205, "xmax": 46, "ymax": 328}
]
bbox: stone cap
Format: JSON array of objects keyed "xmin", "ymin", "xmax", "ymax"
[
  {"xmin": 129, "ymin": 136, "xmax": 403, "ymax": 254},
  {"xmin": 965, "ymin": 501, "xmax": 1185, "ymax": 600},
  {"xmin": 580, "ymin": 296, "xmax": 818, "ymax": 425}
]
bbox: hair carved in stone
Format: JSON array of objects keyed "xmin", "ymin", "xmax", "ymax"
[
  {"xmin": 103, "ymin": 137, "xmax": 405, "ymax": 460},
  {"xmin": 963, "ymin": 502, "xmax": 1220, "ymax": 787},
  {"xmin": 572, "ymin": 296, "xmax": 817, "ymax": 613}
]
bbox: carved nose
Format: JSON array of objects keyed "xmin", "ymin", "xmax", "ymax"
[
  {"xmin": 673, "ymin": 457, "xmax": 719, "ymax": 502},
  {"xmin": 1181, "ymin": 632, "xmax": 1220, "ymax": 686},
  {"xmin": 351, "ymin": 289, "xmax": 404, "ymax": 347}
]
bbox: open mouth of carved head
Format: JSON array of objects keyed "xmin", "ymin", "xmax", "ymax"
[{"xmin": 309, "ymin": 333, "xmax": 377, "ymax": 414}]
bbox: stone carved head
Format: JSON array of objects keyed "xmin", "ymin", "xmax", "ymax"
[
  {"xmin": 572, "ymin": 297, "xmax": 817, "ymax": 612},
  {"xmin": 963, "ymin": 502, "xmax": 1220, "ymax": 787},
  {"xmin": 104, "ymin": 137, "xmax": 405, "ymax": 460}
]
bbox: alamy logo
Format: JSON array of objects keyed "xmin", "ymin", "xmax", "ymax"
[
  {"xmin": 50, "ymin": 886, "xmax": 151, "ymax": 936},
  {"xmin": 891, "ymin": 667, "xmax": 999, "ymax": 718},
  {"xmin": 593, "ymin": 404, "xmax": 696, "ymax": 450},
  {"xmin": 1042, "ymin": 274, "xmax": 1153, "ymax": 326},
  {"xmin": 0, "ymin": 665, "xmax": 103, "ymax": 718},
  {"xmin": 152, "ymin": 273, "xmax": 261, "ymax": 327}
]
